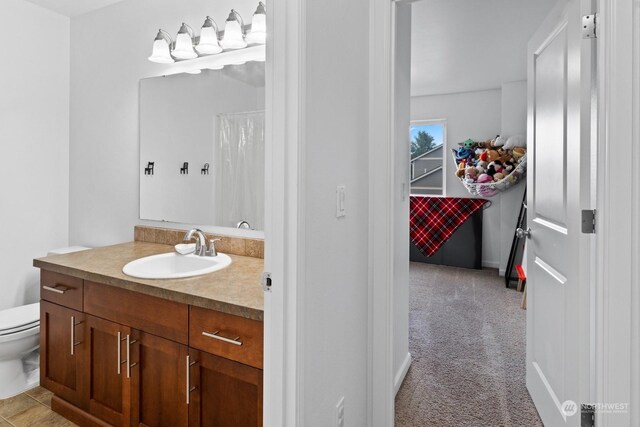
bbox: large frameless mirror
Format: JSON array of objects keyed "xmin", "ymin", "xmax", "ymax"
[{"xmin": 139, "ymin": 61, "xmax": 265, "ymax": 231}]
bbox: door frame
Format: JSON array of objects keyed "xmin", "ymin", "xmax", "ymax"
[
  {"xmin": 365, "ymin": 0, "xmax": 640, "ymax": 426},
  {"xmin": 594, "ymin": 0, "xmax": 640, "ymax": 425},
  {"xmin": 263, "ymin": 0, "xmax": 304, "ymax": 425}
]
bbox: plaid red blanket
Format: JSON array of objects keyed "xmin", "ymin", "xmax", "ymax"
[{"xmin": 410, "ymin": 196, "xmax": 487, "ymax": 257}]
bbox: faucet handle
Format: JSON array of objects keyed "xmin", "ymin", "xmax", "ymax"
[{"xmin": 208, "ymin": 238, "xmax": 223, "ymax": 257}]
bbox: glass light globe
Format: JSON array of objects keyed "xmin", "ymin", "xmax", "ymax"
[
  {"xmin": 148, "ymin": 30, "xmax": 174, "ymax": 63},
  {"xmin": 196, "ymin": 17, "xmax": 222, "ymax": 55},
  {"xmin": 220, "ymin": 11, "xmax": 247, "ymax": 50},
  {"xmin": 172, "ymin": 23, "xmax": 198, "ymax": 60},
  {"xmin": 246, "ymin": 3, "xmax": 266, "ymax": 45}
]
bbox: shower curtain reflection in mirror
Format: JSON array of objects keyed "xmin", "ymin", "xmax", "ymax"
[{"xmin": 216, "ymin": 111, "xmax": 265, "ymax": 230}]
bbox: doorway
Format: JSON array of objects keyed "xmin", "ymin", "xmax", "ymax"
[{"xmin": 391, "ymin": 0, "xmax": 596, "ymax": 425}]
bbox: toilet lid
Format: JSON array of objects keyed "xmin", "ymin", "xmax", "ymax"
[{"xmin": 0, "ymin": 303, "xmax": 40, "ymax": 334}]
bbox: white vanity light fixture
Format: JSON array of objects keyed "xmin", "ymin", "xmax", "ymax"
[
  {"xmin": 148, "ymin": 29, "xmax": 175, "ymax": 63},
  {"xmin": 220, "ymin": 10, "xmax": 247, "ymax": 50},
  {"xmin": 172, "ymin": 23, "xmax": 198, "ymax": 60},
  {"xmin": 245, "ymin": 2, "xmax": 266, "ymax": 45},
  {"xmin": 196, "ymin": 16, "xmax": 222, "ymax": 55}
]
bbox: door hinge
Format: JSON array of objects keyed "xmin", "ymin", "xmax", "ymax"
[
  {"xmin": 582, "ymin": 14, "xmax": 597, "ymax": 39},
  {"xmin": 581, "ymin": 404, "xmax": 596, "ymax": 427},
  {"xmin": 262, "ymin": 272, "xmax": 272, "ymax": 292},
  {"xmin": 582, "ymin": 209, "xmax": 596, "ymax": 234}
]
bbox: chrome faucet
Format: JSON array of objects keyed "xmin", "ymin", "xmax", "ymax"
[
  {"xmin": 183, "ymin": 229, "xmax": 223, "ymax": 257},
  {"xmin": 183, "ymin": 228, "xmax": 208, "ymax": 256}
]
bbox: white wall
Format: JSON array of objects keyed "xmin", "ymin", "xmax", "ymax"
[
  {"xmin": 69, "ymin": 0, "xmax": 260, "ymax": 247},
  {"xmin": 411, "ymin": 89, "xmax": 503, "ymax": 268},
  {"xmin": 0, "ymin": 0, "xmax": 69, "ymax": 310},
  {"xmin": 299, "ymin": 0, "xmax": 370, "ymax": 423}
]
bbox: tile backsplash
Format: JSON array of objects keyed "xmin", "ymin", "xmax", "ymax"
[{"xmin": 134, "ymin": 226, "xmax": 264, "ymax": 259}]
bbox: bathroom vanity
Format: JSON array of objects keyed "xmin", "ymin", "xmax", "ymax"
[{"xmin": 34, "ymin": 239, "xmax": 264, "ymax": 427}]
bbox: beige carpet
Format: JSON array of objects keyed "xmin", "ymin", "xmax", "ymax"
[{"xmin": 395, "ymin": 263, "xmax": 542, "ymax": 427}]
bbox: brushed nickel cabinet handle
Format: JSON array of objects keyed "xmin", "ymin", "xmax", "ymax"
[
  {"xmin": 117, "ymin": 332, "xmax": 122, "ymax": 375},
  {"xmin": 202, "ymin": 330, "xmax": 243, "ymax": 346},
  {"xmin": 186, "ymin": 355, "xmax": 198, "ymax": 404},
  {"xmin": 125, "ymin": 335, "xmax": 137, "ymax": 378},
  {"xmin": 186, "ymin": 355, "xmax": 190, "ymax": 405},
  {"xmin": 70, "ymin": 316, "xmax": 75, "ymax": 355},
  {"xmin": 70, "ymin": 316, "xmax": 82, "ymax": 355},
  {"xmin": 43, "ymin": 285, "xmax": 68, "ymax": 294}
]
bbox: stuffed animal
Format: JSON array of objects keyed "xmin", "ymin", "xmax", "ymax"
[
  {"xmin": 454, "ymin": 147, "xmax": 472, "ymax": 161},
  {"xmin": 503, "ymin": 134, "xmax": 526, "ymax": 149},
  {"xmin": 488, "ymin": 160, "xmax": 503, "ymax": 173},
  {"xmin": 456, "ymin": 161, "xmax": 466, "ymax": 177},
  {"xmin": 499, "ymin": 154, "xmax": 512, "ymax": 164},
  {"xmin": 486, "ymin": 150, "xmax": 500, "ymax": 162},
  {"xmin": 512, "ymin": 147, "xmax": 526, "ymax": 160},
  {"xmin": 493, "ymin": 172, "xmax": 505, "ymax": 181},
  {"xmin": 477, "ymin": 174, "xmax": 492, "ymax": 183},
  {"xmin": 503, "ymin": 161, "xmax": 515, "ymax": 173},
  {"xmin": 493, "ymin": 135, "xmax": 506, "ymax": 147},
  {"xmin": 460, "ymin": 139, "xmax": 475, "ymax": 149},
  {"xmin": 465, "ymin": 166, "xmax": 478, "ymax": 180}
]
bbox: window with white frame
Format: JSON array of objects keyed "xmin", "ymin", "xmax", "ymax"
[{"xmin": 410, "ymin": 120, "xmax": 446, "ymax": 195}]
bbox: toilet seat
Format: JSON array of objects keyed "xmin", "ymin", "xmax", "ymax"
[
  {"xmin": 0, "ymin": 303, "xmax": 39, "ymax": 335},
  {"xmin": 0, "ymin": 321, "xmax": 39, "ymax": 336}
]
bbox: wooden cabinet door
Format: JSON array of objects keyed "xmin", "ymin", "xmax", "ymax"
[
  {"xmin": 130, "ymin": 331, "xmax": 188, "ymax": 427},
  {"xmin": 80, "ymin": 315, "xmax": 131, "ymax": 427},
  {"xmin": 188, "ymin": 349, "xmax": 263, "ymax": 427},
  {"xmin": 40, "ymin": 301, "xmax": 86, "ymax": 408}
]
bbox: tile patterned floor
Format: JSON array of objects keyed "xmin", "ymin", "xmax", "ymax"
[{"xmin": 0, "ymin": 387, "xmax": 77, "ymax": 427}]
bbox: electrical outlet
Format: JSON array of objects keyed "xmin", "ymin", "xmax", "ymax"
[
  {"xmin": 336, "ymin": 185, "xmax": 346, "ymax": 218},
  {"xmin": 336, "ymin": 397, "xmax": 345, "ymax": 427}
]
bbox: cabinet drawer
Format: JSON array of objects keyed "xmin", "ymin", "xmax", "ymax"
[
  {"xmin": 40, "ymin": 271, "xmax": 83, "ymax": 311},
  {"xmin": 84, "ymin": 281, "xmax": 188, "ymax": 345},
  {"xmin": 189, "ymin": 306, "xmax": 263, "ymax": 369}
]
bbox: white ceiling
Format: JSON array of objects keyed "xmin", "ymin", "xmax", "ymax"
[
  {"xmin": 411, "ymin": 0, "xmax": 558, "ymax": 97},
  {"xmin": 22, "ymin": 0, "xmax": 125, "ymax": 17}
]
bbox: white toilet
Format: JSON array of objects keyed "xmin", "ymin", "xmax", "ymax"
[
  {"xmin": 0, "ymin": 303, "xmax": 40, "ymax": 399},
  {"xmin": 0, "ymin": 246, "xmax": 90, "ymax": 399}
]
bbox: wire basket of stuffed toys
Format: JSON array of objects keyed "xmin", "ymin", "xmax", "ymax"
[{"xmin": 451, "ymin": 135, "xmax": 527, "ymax": 198}]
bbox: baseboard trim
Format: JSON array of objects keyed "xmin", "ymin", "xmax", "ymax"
[
  {"xmin": 482, "ymin": 260, "xmax": 500, "ymax": 269},
  {"xmin": 394, "ymin": 352, "xmax": 412, "ymax": 396}
]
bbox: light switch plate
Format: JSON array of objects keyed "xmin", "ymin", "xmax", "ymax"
[{"xmin": 336, "ymin": 185, "xmax": 346, "ymax": 218}]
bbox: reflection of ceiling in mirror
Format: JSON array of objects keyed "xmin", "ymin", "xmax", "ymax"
[{"xmin": 221, "ymin": 62, "xmax": 265, "ymax": 88}]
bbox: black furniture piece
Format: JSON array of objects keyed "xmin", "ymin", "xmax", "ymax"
[
  {"xmin": 180, "ymin": 162, "xmax": 189, "ymax": 174},
  {"xmin": 505, "ymin": 189, "xmax": 528, "ymax": 288},
  {"xmin": 201, "ymin": 163, "xmax": 210, "ymax": 175},
  {"xmin": 410, "ymin": 208, "xmax": 483, "ymax": 270},
  {"xmin": 144, "ymin": 162, "xmax": 154, "ymax": 175}
]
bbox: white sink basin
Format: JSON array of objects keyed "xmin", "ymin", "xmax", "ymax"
[{"xmin": 122, "ymin": 252, "xmax": 232, "ymax": 279}]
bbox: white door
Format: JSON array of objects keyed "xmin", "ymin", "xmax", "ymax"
[{"xmin": 525, "ymin": 0, "xmax": 595, "ymax": 425}]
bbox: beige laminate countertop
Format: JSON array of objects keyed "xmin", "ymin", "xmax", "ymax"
[{"xmin": 33, "ymin": 241, "xmax": 264, "ymax": 321}]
